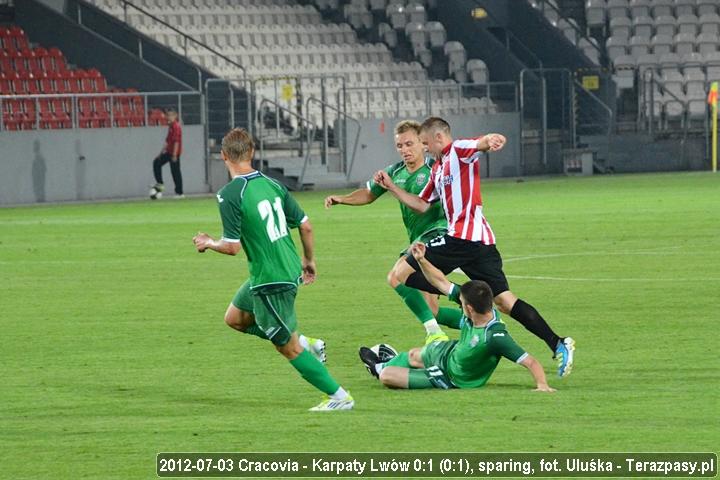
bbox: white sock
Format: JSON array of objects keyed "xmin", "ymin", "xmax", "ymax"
[
  {"xmin": 374, "ymin": 363, "xmax": 385, "ymax": 375},
  {"xmin": 423, "ymin": 319, "xmax": 441, "ymax": 334},
  {"xmin": 297, "ymin": 334, "xmax": 310, "ymax": 350},
  {"xmin": 330, "ymin": 386, "xmax": 349, "ymax": 400}
]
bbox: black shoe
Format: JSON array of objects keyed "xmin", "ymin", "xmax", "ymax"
[{"xmin": 358, "ymin": 346, "xmax": 380, "ymax": 379}]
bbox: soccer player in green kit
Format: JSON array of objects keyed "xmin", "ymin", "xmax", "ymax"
[
  {"xmin": 359, "ymin": 243, "xmax": 555, "ymax": 392},
  {"xmin": 193, "ymin": 128, "xmax": 354, "ymax": 411},
  {"xmin": 324, "ymin": 120, "xmax": 461, "ymax": 343}
]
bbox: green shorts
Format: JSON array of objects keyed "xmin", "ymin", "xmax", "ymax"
[
  {"xmin": 231, "ymin": 281, "xmax": 298, "ymax": 346},
  {"xmin": 408, "ymin": 340, "xmax": 456, "ymax": 390},
  {"xmin": 399, "ymin": 228, "xmax": 448, "ymax": 256}
]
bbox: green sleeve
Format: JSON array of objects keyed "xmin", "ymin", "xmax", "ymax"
[
  {"xmin": 367, "ymin": 164, "xmax": 395, "ymax": 197},
  {"xmin": 486, "ymin": 326, "xmax": 528, "ymax": 363},
  {"xmin": 448, "ymin": 283, "xmax": 462, "ymax": 305},
  {"xmin": 218, "ymin": 194, "xmax": 242, "ymax": 241},
  {"xmin": 283, "ymin": 191, "xmax": 307, "ymax": 229}
]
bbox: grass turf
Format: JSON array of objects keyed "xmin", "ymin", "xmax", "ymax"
[{"xmin": 1, "ymin": 172, "xmax": 719, "ymax": 478}]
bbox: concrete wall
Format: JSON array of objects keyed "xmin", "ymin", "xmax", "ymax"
[
  {"xmin": 346, "ymin": 113, "xmax": 522, "ymax": 185},
  {"xmin": 0, "ymin": 126, "xmax": 207, "ymax": 205}
]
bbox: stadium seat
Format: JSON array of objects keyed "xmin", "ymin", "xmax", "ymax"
[
  {"xmin": 607, "ymin": 35, "xmax": 629, "ymax": 61},
  {"xmin": 675, "ymin": 0, "xmax": 697, "ymax": 17},
  {"xmin": 651, "ymin": 34, "xmax": 673, "ymax": 55},
  {"xmin": 466, "ymin": 58, "xmax": 488, "ymax": 85},
  {"xmin": 425, "ymin": 21, "xmax": 446, "ymax": 49},
  {"xmin": 386, "ymin": 4, "xmax": 407, "ymax": 30},
  {"xmin": 629, "ymin": 35, "xmax": 650, "ymax": 57},
  {"xmin": 699, "ymin": 13, "xmax": 720, "ymax": 35},
  {"xmin": 696, "ymin": 32, "xmax": 718, "ymax": 55},
  {"xmin": 654, "ymin": 16, "xmax": 677, "ymax": 37},
  {"xmin": 610, "ymin": 16, "xmax": 632, "ymax": 38},
  {"xmin": 606, "ymin": 0, "xmax": 629, "ymax": 19},
  {"xmin": 586, "ymin": 0, "xmax": 607, "ymax": 28},
  {"xmin": 629, "ymin": 0, "xmax": 651, "ymax": 18},
  {"xmin": 632, "ymin": 16, "xmax": 653, "ymax": 38},
  {"xmin": 658, "ymin": 52, "xmax": 682, "ymax": 75},
  {"xmin": 674, "ymin": 33, "xmax": 696, "ymax": 56},
  {"xmin": 651, "ymin": 0, "xmax": 674, "ymax": 18},
  {"xmin": 613, "ymin": 54, "xmax": 636, "ymax": 89},
  {"xmin": 443, "ymin": 41, "xmax": 466, "ymax": 76},
  {"xmin": 705, "ymin": 51, "xmax": 720, "ymax": 78},
  {"xmin": 677, "ymin": 14, "xmax": 700, "ymax": 35},
  {"xmin": 697, "ymin": 0, "xmax": 717, "ymax": 16}
]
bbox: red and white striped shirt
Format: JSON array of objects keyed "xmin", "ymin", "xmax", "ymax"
[{"xmin": 419, "ymin": 139, "xmax": 496, "ymax": 244}]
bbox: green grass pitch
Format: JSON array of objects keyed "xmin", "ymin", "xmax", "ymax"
[{"xmin": 1, "ymin": 172, "xmax": 719, "ymax": 478}]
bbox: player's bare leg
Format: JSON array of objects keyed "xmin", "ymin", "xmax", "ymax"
[
  {"xmin": 387, "ymin": 258, "xmax": 449, "ymax": 342},
  {"xmin": 224, "ymin": 304, "xmax": 326, "ymax": 362}
]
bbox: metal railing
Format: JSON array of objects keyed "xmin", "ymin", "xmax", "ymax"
[
  {"xmin": 118, "ymin": 0, "xmax": 246, "ymax": 84},
  {"xmin": 339, "ymin": 81, "xmax": 518, "ymax": 118},
  {"xmin": 0, "ymin": 91, "xmax": 201, "ymax": 131},
  {"xmin": 306, "ymin": 96, "xmax": 361, "ymax": 179},
  {"xmin": 533, "ymin": 0, "xmax": 604, "ymax": 62},
  {"xmin": 257, "ymin": 98, "xmax": 317, "ymax": 188}
]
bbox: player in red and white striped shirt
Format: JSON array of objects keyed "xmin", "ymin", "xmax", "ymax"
[{"xmin": 375, "ymin": 117, "xmax": 575, "ymax": 377}]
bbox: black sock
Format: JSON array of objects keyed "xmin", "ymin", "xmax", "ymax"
[
  {"xmin": 404, "ymin": 271, "xmax": 444, "ymax": 295},
  {"xmin": 509, "ymin": 299, "xmax": 561, "ymax": 353}
]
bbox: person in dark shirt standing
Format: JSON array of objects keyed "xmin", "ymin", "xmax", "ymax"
[{"xmin": 150, "ymin": 108, "xmax": 183, "ymax": 199}]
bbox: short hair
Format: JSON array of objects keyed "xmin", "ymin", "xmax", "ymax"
[
  {"xmin": 221, "ymin": 128, "xmax": 255, "ymax": 162},
  {"xmin": 459, "ymin": 280, "xmax": 494, "ymax": 314},
  {"xmin": 165, "ymin": 108, "xmax": 177, "ymax": 115},
  {"xmin": 394, "ymin": 120, "xmax": 421, "ymax": 136},
  {"xmin": 420, "ymin": 117, "xmax": 451, "ymax": 136}
]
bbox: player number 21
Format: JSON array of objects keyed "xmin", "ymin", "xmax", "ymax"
[{"xmin": 257, "ymin": 197, "xmax": 288, "ymax": 242}]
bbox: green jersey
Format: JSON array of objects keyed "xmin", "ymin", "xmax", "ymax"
[
  {"xmin": 367, "ymin": 158, "xmax": 447, "ymax": 243},
  {"xmin": 217, "ymin": 171, "xmax": 307, "ymax": 290},
  {"xmin": 444, "ymin": 285, "xmax": 528, "ymax": 389}
]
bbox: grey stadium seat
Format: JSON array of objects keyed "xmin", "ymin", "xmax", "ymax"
[
  {"xmin": 386, "ymin": 4, "xmax": 407, "ymax": 30},
  {"xmin": 407, "ymin": 4, "xmax": 427, "ymax": 23},
  {"xmin": 629, "ymin": 35, "xmax": 650, "ymax": 57},
  {"xmin": 654, "ymin": 16, "xmax": 677, "ymax": 37},
  {"xmin": 613, "ymin": 54, "xmax": 636, "ymax": 89},
  {"xmin": 651, "ymin": 0, "xmax": 674, "ymax": 18},
  {"xmin": 682, "ymin": 52, "xmax": 705, "ymax": 76},
  {"xmin": 699, "ymin": 13, "xmax": 720, "ymax": 35},
  {"xmin": 697, "ymin": 32, "xmax": 719, "ymax": 55},
  {"xmin": 697, "ymin": 0, "xmax": 718, "ymax": 16},
  {"xmin": 658, "ymin": 52, "xmax": 682, "ymax": 75},
  {"xmin": 705, "ymin": 51, "xmax": 720, "ymax": 79},
  {"xmin": 632, "ymin": 16, "xmax": 653, "ymax": 38},
  {"xmin": 607, "ymin": 35, "xmax": 629, "ymax": 61},
  {"xmin": 629, "ymin": 0, "xmax": 651, "ymax": 18},
  {"xmin": 610, "ymin": 16, "xmax": 632, "ymax": 38},
  {"xmin": 674, "ymin": 33, "xmax": 696, "ymax": 56},
  {"xmin": 675, "ymin": 0, "xmax": 698, "ymax": 17},
  {"xmin": 651, "ymin": 34, "xmax": 673, "ymax": 55},
  {"xmin": 425, "ymin": 21, "xmax": 446, "ymax": 49},
  {"xmin": 586, "ymin": 0, "xmax": 606, "ymax": 28},
  {"xmin": 405, "ymin": 22, "xmax": 427, "ymax": 53},
  {"xmin": 466, "ymin": 58, "xmax": 488, "ymax": 84},
  {"xmin": 444, "ymin": 41, "xmax": 466, "ymax": 75},
  {"xmin": 606, "ymin": 0, "xmax": 629, "ymax": 19},
  {"xmin": 677, "ymin": 14, "xmax": 700, "ymax": 35}
]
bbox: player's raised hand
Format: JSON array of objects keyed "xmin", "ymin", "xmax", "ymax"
[
  {"xmin": 481, "ymin": 133, "xmax": 507, "ymax": 152},
  {"xmin": 324, "ymin": 195, "xmax": 341, "ymax": 209},
  {"xmin": 302, "ymin": 258, "xmax": 317, "ymax": 285},
  {"xmin": 410, "ymin": 242, "xmax": 426, "ymax": 260},
  {"xmin": 193, "ymin": 232, "xmax": 211, "ymax": 253},
  {"xmin": 374, "ymin": 170, "xmax": 394, "ymax": 190},
  {"xmin": 533, "ymin": 385, "xmax": 557, "ymax": 393}
]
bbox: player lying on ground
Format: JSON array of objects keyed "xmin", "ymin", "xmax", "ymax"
[
  {"xmin": 324, "ymin": 120, "xmax": 463, "ymax": 343},
  {"xmin": 192, "ymin": 128, "xmax": 354, "ymax": 411},
  {"xmin": 359, "ymin": 243, "xmax": 555, "ymax": 392},
  {"xmin": 374, "ymin": 116, "xmax": 575, "ymax": 377}
]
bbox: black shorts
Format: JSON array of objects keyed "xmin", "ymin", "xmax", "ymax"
[{"xmin": 405, "ymin": 234, "xmax": 510, "ymax": 296}]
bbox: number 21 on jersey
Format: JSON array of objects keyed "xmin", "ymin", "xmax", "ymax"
[{"xmin": 257, "ymin": 197, "xmax": 288, "ymax": 242}]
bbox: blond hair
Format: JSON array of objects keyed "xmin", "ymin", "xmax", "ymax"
[
  {"xmin": 394, "ymin": 120, "xmax": 422, "ymax": 136},
  {"xmin": 221, "ymin": 128, "xmax": 255, "ymax": 162}
]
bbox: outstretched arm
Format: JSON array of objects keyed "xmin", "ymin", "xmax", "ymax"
[
  {"xmin": 477, "ymin": 133, "xmax": 507, "ymax": 153},
  {"xmin": 375, "ymin": 170, "xmax": 431, "ymax": 213},
  {"xmin": 298, "ymin": 220, "xmax": 316, "ymax": 285},
  {"xmin": 411, "ymin": 243, "xmax": 453, "ymax": 295},
  {"xmin": 193, "ymin": 232, "xmax": 240, "ymax": 256},
  {"xmin": 324, "ymin": 188, "xmax": 377, "ymax": 209},
  {"xmin": 519, "ymin": 355, "xmax": 556, "ymax": 392}
]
